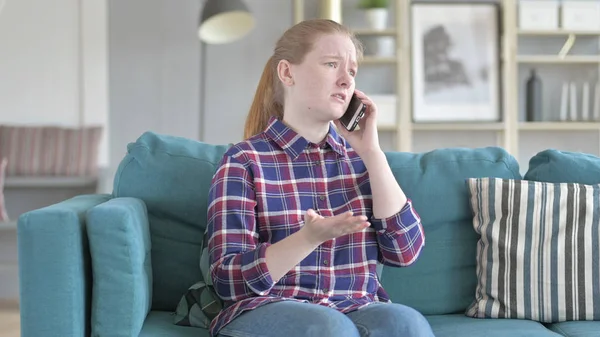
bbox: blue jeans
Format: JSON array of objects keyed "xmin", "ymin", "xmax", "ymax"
[{"xmin": 217, "ymin": 301, "xmax": 436, "ymax": 337}]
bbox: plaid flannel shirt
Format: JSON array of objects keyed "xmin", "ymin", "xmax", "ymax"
[{"xmin": 206, "ymin": 117, "xmax": 425, "ymax": 336}]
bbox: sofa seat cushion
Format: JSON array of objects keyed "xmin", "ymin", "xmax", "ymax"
[
  {"xmin": 547, "ymin": 321, "xmax": 600, "ymax": 337},
  {"xmin": 379, "ymin": 147, "xmax": 521, "ymax": 315},
  {"xmin": 140, "ymin": 311, "xmax": 209, "ymax": 337},
  {"xmin": 427, "ymin": 314, "xmax": 562, "ymax": 337}
]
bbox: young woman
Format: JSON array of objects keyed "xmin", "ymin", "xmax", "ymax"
[{"xmin": 206, "ymin": 19, "xmax": 433, "ymax": 337}]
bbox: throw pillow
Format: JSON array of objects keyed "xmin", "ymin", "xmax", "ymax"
[
  {"xmin": 86, "ymin": 197, "xmax": 153, "ymax": 337},
  {"xmin": 173, "ymin": 229, "xmax": 223, "ymax": 328},
  {"xmin": 0, "ymin": 125, "xmax": 102, "ymax": 176},
  {"xmin": 466, "ymin": 177, "xmax": 600, "ymax": 323}
]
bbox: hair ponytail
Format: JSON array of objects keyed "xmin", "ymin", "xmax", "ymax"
[
  {"xmin": 243, "ymin": 56, "xmax": 283, "ymax": 139},
  {"xmin": 243, "ymin": 19, "xmax": 364, "ymax": 140}
]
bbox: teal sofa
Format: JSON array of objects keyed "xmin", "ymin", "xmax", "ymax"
[{"xmin": 16, "ymin": 131, "xmax": 600, "ymax": 337}]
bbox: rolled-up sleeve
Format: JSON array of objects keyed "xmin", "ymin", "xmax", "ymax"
[
  {"xmin": 206, "ymin": 154, "xmax": 275, "ymax": 302},
  {"xmin": 370, "ymin": 199, "xmax": 425, "ymax": 267}
]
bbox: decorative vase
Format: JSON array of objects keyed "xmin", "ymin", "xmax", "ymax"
[
  {"xmin": 365, "ymin": 8, "xmax": 388, "ymax": 31},
  {"xmin": 525, "ymin": 68, "xmax": 543, "ymax": 122},
  {"xmin": 376, "ymin": 37, "xmax": 394, "ymax": 57}
]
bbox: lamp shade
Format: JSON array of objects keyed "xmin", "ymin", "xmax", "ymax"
[{"xmin": 198, "ymin": 0, "xmax": 255, "ymax": 44}]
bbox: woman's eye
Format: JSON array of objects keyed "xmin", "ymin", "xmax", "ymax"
[
  {"xmin": 349, "ymin": 70, "xmax": 356, "ymax": 77},
  {"xmin": 327, "ymin": 62, "xmax": 337, "ymax": 68}
]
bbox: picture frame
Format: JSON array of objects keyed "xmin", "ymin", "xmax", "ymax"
[{"xmin": 411, "ymin": 2, "xmax": 501, "ymax": 122}]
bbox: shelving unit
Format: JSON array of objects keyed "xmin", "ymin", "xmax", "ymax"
[
  {"xmin": 517, "ymin": 56, "xmax": 600, "ymax": 64},
  {"xmin": 293, "ymin": 0, "xmax": 600, "ymax": 160},
  {"xmin": 361, "ymin": 56, "xmax": 397, "ymax": 65},
  {"xmin": 517, "ymin": 30, "xmax": 600, "ymax": 36},
  {"xmin": 519, "ymin": 122, "xmax": 600, "ymax": 131}
]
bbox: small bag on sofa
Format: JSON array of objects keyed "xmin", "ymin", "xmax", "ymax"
[{"xmin": 173, "ymin": 229, "xmax": 223, "ymax": 328}]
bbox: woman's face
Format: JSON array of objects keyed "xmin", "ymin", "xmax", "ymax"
[{"xmin": 284, "ymin": 33, "xmax": 358, "ymax": 123}]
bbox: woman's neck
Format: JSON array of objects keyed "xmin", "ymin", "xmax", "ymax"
[{"xmin": 282, "ymin": 107, "xmax": 330, "ymax": 145}]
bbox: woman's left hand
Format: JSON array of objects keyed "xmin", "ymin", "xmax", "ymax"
[{"xmin": 334, "ymin": 89, "xmax": 382, "ymax": 159}]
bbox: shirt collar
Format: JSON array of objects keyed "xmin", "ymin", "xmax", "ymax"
[{"xmin": 264, "ymin": 116, "xmax": 346, "ymax": 160}]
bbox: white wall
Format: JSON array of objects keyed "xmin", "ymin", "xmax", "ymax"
[
  {"xmin": 0, "ymin": 0, "xmax": 108, "ymax": 167},
  {"xmin": 107, "ymin": 0, "xmax": 202, "ymax": 189}
]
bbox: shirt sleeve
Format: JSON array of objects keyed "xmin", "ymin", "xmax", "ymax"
[
  {"xmin": 206, "ymin": 154, "xmax": 275, "ymax": 302},
  {"xmin": 369, "ymin": 199, "xmax": 425, "ymax": 267}
]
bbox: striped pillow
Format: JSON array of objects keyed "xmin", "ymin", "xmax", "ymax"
[
  {"xmin": 0, "ymin": 125, "xmax": 102, "ymax": 176},
  {"xmin": 465, "ymin": 177, "xmax": 600, "ymax": 323}
]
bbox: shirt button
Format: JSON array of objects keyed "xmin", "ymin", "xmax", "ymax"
[
  {"xmin": 323, "ymin": 260, "xmax": 329, "ymax": 265},
  {"xmin": 315, "ymin": 161, "xmax": 321, "ymax": 166},
  {"xmin": 319, "ymin": 196, "xmax": 325, "ymax": 201},
  {"xmin": 323, "ymin": 288, "xmax": 329, "ymax": 293}
]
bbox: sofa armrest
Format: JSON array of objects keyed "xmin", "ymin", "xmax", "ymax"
[
  {"xmin": 86, "ymin": 197, "xmax": 153, "ymax": 337},
  {"xmin": 17, "ymin": 194, "xmax": 112, "ymax": 337}
]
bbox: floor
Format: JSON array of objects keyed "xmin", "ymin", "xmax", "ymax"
[
  {"xmin": 0, "ymin": 225, "xmax": 19, "ymax": 337},
  {"xmin": 0, "ymin": 300, "xmax": 19, "ymax": 337}
]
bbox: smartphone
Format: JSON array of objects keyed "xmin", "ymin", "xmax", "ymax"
[{"xmin": 339, "ymin": 94, "xmax": 366, "ymax": 132}]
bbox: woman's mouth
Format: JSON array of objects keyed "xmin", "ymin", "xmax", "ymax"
[{"xmin": 331, "ymin": 93, "xmax": 346, "ymax": 103}]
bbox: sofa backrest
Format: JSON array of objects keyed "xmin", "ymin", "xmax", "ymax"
[
  {"xmin": 525, "ymin": 149, "xmax": 600, "ymax": 184},
  {"xmin": 112, "ymin": 132, "xmax": 523, "ymax": 315},
  {"xmin": 112, "ymin": 131, "xmax": 231, "ymax": 311},
  {"xmin": 378, "ymin": 147, "xmax": 521, "ymax": 315}
]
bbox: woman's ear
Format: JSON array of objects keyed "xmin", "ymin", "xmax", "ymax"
[{"xmin": 277, "ymin": 60, "xmax": 294, "ymax": 87}]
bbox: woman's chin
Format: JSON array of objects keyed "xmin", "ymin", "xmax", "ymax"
[
  {"xmin": 330, "ymin": 108, "xmax": 346, "ymax": 120},
  {"xmin": 311, "ymin": 106, "xmax": 344, "ymax": 122}
]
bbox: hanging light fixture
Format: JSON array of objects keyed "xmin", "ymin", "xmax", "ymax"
[
  {"xmin": 197, "ymin": 0, "xmax": 254, "ymax": 141},
  {"xmin": 320, "ymin": 0, "xmax": 342, "ymax": 23},
  {"xmin": 197, "ymin": 0, "xmax": 255, "ymax": 44}
]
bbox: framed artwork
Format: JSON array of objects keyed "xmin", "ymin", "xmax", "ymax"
[{"xmin": 411, "ymin": 2, "xmax": 501, "ymax": 122}]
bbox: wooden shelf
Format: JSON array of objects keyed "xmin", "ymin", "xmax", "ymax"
[
  {"xmin": 361, "ymin": 56, "xmax": 397, "ymax": 64},
  {"xmin": 412, "ymin": 123, "xmax": 505, "ymax": 131},
  {"xmin": 517, "ymin": 55, "xmax": 600, "ymax": 64},
  {"xmin": 353, "ymin": 28, "xmax": 397, "ymax": 36},
  {"xmin": 292, "ymin": 0, "xmax": 600, "ymax": 157},
  {"xmin": 0, "ymin": 221, "xmax": 16, "ymax": 231},
  {"xmin": 378, "ymin": 125, "xmax": 398, "ymax": 131},
  {"xmin": 519, "ymin": 122, "xmax": 600, "ymax": 131},
  {"xmin": 4, "ymin": 176, "xmax": 98, "ymax": 188},
  {"xmin": 517, "ymin": 29, "xmax": 600, "ymax": 36}
]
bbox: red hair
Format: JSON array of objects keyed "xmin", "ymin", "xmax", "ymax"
[{"xmin": 243, "ymin": 19, "xmax": 364, "ymax": 139}]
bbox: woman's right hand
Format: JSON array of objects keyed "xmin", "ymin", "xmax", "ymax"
[{"xmin": 300, "ymin": 209, "xmax": 371, "ymax": 246}]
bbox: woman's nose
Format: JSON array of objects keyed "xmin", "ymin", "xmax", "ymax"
[{"xmin": 337, "ymin": 72, "xmax": 353, "ymax": 88}]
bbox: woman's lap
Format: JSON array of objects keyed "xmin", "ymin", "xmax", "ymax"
[
  {"xmin": 216, "ymin": 300, "xmax": 359, "ymax": 337},
  {"xmin": 217, "ymin": 301, "xmax": 434, "ymax": 337}
]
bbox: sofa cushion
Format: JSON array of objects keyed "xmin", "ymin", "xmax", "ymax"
[
  {"xmin": 379, "ymin": 147, "xmax": 521, "ymax": 315},
  {"xmin": 426, "ymin": 314, "xmax": 562, "ymax": 337},
  {"xmin": 113, "ymin": 131, "xmax": 231, "ymax": 310},
  {"xmin": 141, "ymin": 311, "xmax": 208, "ymax": 337},
  {"xmin": 86, "ymin": 197, "xmax": 153, "ymax": 337},
  {"xmin": 547, "ymin": 321, "xmax": 600, "ymax": 337},
  {"xmin": 525, "ymin": 149, "xmax": 600, "ymax": 184},
  {"xmin": 465, "ymin": 177, "xmax": 600, "ymax": 322}
]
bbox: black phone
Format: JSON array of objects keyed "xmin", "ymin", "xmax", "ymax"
[{"xmin": 338, "ymin": 94, "xmax": 366, "ymax": 132}]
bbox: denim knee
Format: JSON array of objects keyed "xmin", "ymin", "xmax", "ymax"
[
  {"xmin": 346, "ymin": 303, "xmax": 434, "ymax": 337},
  {"xmin": 218, "ymin": 301, "xmax": 360, "ymax": 337}
]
